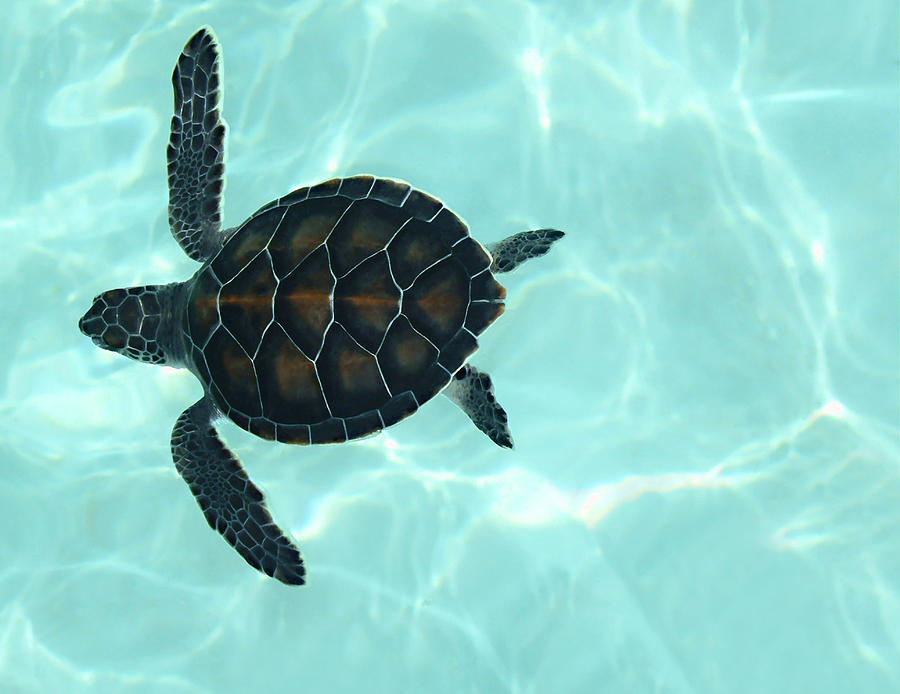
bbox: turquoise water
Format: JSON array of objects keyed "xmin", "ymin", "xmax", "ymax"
[{"xmin": 2, "ymin": 0, "xmax": 898, "ymax": 691}]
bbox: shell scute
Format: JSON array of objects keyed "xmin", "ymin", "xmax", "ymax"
[
  {"xmin": 274, "ymin": 246, "xmax": 334, "ymax": 359},
  {"xmin": 204, "ymin": 327, "xmax": 261, "ymax": 417},
  {"xmin": 218, "ymin": 251, "xmax": 276, "ymax": 355},
  {"xmin": 451, "ymin": 237, "xmax": 491, "ymax": 275},
  {"xmin": 229, "ymin": 409, "xmax": 250, "ymax": 431},
  {"xmin": 309, "ymin": 417, "xmax": 347, "ymax": 444},
  {"xmin": 276, "ymin": 423, "xmax": 312, "ymax": 445},
  {"xmin": 211, "ymin": 206, "xmax": 282, "ymax": 282},
  {"xmin": 369, "ymin": 178, "xmax": 410, "ymax": 206},
  {"xmin": 470, "ymin": 270, "xmax": 506, "ymax": 303},
  {"xmin": 338, "ymin": 175, "xmax": 374, "ymax": 199},
  {"xmin": 333, "ymin": 252, "xmax": 400, "ymax": 352},
  {"xmin": 255, "ymin": 324, "xmax": 329, "ymax": 424},
  {"xmin": 402, "ymin": 257, "xmax": 469, "ymax": 345},
  {"xmin": 377, "ymin": 315, "xmax": 438, "ymax": 396},
  {"xmin": 269, "ymin": 196, "xmax": 350, "ymax": 277},
  {"xmin": 345, "ymin": 411, "xmax": 383, "ymax": 440},
  {"xmin": 386, "ymin": 219, "xmax": 449, "ymax": 289},
  {"xmin": 309, "ymin": 178, "xmax": 341, "ymax": 198},
  {"xmin": 190, "ymin": 344, "xmax": 211, "ymax": 386},
  {"xmin": 317, "ymin": 323, "xmax": 389, "ymax": 418},
  {"xmin": 438, "ymin": 329, "xmax": 478, "ymax": 371},
  {"xmin": 186, "ymin": 269, "xmax": 220, "ymax": 348},
  {"xmin": 414, "ymin": 362, "xmax": 453, "ymax": 404},
  {"xmin": 249, "ymin": 417, "xmax": 276, "ymax": 441},
  {"xmin": 402, "ymin": 189, "xmax": 442, "ymax": 220},
  {"xmin": 378, "ymin": 390, "xmax": 419, "ymax": 428},
  {"xmin": 327, "ymin": 198, "xmax": 410, "ymax": 276},
  {"xmin": 465, "ymin": 301, "xmax": 505, "ymax": 334},
  {"xmin": 430, "ymin": 207, "xmax": 468, "ymax": 246},
  {"xmin": 278, "ymin": 186, "xmax": 309, "ymax": 206}
]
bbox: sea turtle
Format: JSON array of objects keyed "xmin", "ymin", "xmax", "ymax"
[{"xmin": 78, "ymin": 27, "xmax": 563, "ymax": 585}]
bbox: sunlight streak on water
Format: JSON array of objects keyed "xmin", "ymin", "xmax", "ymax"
[{"xmin": 0, "ymin": 0, "xmax": 897, "ymax": 692}]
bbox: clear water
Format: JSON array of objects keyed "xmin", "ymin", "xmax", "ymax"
[{"xmin": 2, "ymin": 1, "xmax": 898, "ymax": 692}]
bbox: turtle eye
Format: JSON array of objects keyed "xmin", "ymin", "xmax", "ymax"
[
  {"xmin": 101, "ymin": 325, "xmax": 128, "ymax": 350},
  {"xmin": 102, "ymin": 289, "xmax": 127, "ymax": 306}
]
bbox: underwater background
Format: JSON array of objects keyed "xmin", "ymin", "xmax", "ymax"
[{"xmin": 2, "ymin": 0, "xmax": 898, "ymax": 691}]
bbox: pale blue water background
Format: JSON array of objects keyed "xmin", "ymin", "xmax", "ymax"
[{"xmin": 2, "ymin": 0, "xmax": 898, "ymax": 692}]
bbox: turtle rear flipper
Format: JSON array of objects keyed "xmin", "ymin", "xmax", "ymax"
[
  {"xmin": 171, "ymin": 399, "xmax": 306, "ymax": 585},
  {"xmin": 444, "ymin": 364, "xmax": 513, "ymax": 449},
  {"xmin": 487, "ymin": 229, "xmax": 564, "ymax": 273},
  {"xmin": 168, "ymin": 27, "xmax": 227, "ymax": 263}
]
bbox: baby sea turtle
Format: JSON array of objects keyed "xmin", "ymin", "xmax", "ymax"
[{"xmin": 78, "ymin": 27, "xmax": 563, "ymax": 585}]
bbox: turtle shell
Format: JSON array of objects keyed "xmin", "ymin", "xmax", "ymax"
[{"xmin": 183, "ymin": 176, "xmax": 506, "ymax": 445}]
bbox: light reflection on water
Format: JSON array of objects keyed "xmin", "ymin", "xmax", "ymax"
[{"xmin": 0, "ymin": 0, "xmax": 897, "ymax": 692}]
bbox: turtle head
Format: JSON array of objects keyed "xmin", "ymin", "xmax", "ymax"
[{"xmin": 79, "ymin": 285, "xmax": 170, "ymax": 364}]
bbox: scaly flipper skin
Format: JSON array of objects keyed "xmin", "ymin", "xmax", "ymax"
[
  {"xmin": 487, "ymin": 229, "xmax": 564, "ymax": 273},
  {"xmin": 171, "ymin": 398, "xmax": 306, "ymax": 585},
  {"xmin": 168, "ymin": 27, "xmax": 227, "ymax": 262},
  {"xmin": 444, "ymin": 364, "xmax": 513, "ymax": 448}
]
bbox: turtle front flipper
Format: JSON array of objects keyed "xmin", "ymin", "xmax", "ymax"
[
  {"xmin": 443, "ymin": 364, "xmax": 513, "ymax": 449},
  {"xmin": 167, "ymin": 27, "xmax": 227, "ymax": 262},
  {"xmin": 171, "ymin": 398, "xmax": 306, "ymax": 585},
  {"xmin": 486, "ymin": 229, "xmax": 564, "ymax": 273}
]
